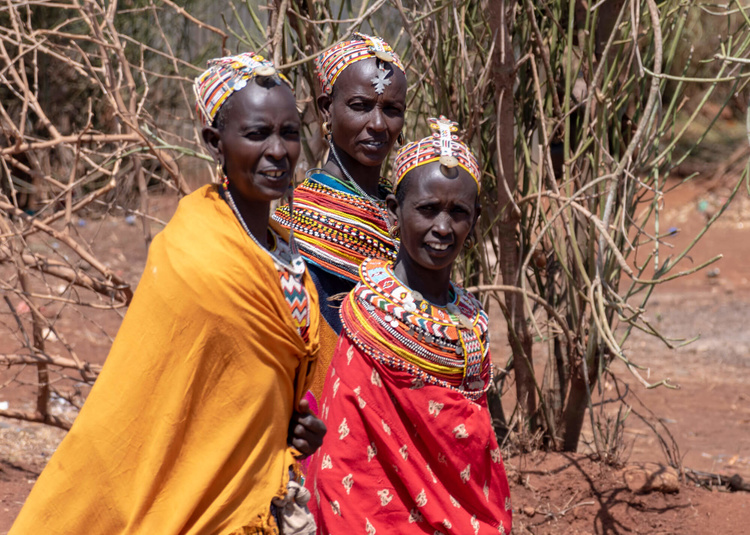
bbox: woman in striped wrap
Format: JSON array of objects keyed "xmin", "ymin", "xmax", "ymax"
[{"xmin": 274, "ymin": 33, "xmax": 407, "ymax": 409}]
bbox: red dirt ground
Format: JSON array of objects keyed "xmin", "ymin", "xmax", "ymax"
[{"xmin": 1, "ymin": 177, "xmax": 749, "ymax": 533}]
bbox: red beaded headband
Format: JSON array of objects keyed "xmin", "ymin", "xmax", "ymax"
[
  {"xmin": 194, "ymin": 52, "xmax": 293, "ymax": 127},
  {"xmin": 315, "ymin": 32, "xmax": 405, "ymax": 95},
  {"xmin": 393, "ymin": 116, "xmax": 481, "ymax": 192}
]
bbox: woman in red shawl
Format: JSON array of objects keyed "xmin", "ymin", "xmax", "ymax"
[{"xmin": 307, "ymin": 117, "xmax": 512, "ymax": 534}]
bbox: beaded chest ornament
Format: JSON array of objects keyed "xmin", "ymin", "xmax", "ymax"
[{"xmin": 342, "ymin": 259, "xmax": 491, "ymax": 400}]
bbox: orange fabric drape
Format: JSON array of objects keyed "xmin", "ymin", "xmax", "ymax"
[{"xmin": 10, "ymin": 185, "xmax": 319, "ymax": 535}]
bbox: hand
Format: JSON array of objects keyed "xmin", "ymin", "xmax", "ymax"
[{"xmin": 288, "ymin": 398, "xmax": 327, "ymax": 459}]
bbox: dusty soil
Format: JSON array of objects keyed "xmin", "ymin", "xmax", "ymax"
[{"xmin": 1, "ymin": 176, "xmax": 749, "ymax": 533}]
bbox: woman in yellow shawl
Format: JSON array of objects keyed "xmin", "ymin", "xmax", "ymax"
[{"xmin": 10, "ymin": 52, "xmax": 325, "ymax": 535}]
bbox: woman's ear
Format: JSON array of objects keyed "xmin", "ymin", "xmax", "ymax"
[
  {"xmin": 385, "ymin": 193, "xmax": 400, "ymax": 228},
  {"xmin": 469, "ymin": 201, "xmax": 481, "ymax": 236},
  {"xmin": 317, "ymin": 93, "xmax": 332, "ymax": 124},
  {"xmin": 202, "ymin": 126, "xmax": 222, "ymax": 164}
]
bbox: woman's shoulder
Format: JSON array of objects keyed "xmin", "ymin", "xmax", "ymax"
[{"xmin": 154, "ymin": 184, "xmax": 271, "ymax": 282}]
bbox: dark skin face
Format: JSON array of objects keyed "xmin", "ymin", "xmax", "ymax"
[
  {"xmin": 387, "ymin": 163, "xmax": 479, "ymax": 305},
  {"xmin": 203, "ymin": 80, "xmax": 326, "ymax": 455},
  {"xmin": 202, "ymin": 80, "xmax": 301, "ymax": 248},
  {"xmin": 318, "ymin": 58, "xmax": 406, "ymax": 197}
]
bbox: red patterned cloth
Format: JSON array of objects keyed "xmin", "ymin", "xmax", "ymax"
[{"xmin": 307, "ymin": 260, "xmax": 512, "ymax": 534}]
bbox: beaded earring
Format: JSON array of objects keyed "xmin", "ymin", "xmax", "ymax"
[
  {"xmin": 217, "ymin": 163, "xmax": 229, "ymax": 191},
  {"xmin": 389, "ymin": 222, "xmax": 401, "ymax": 240},
  {"xmin": 463, "ymin": 233, "xmax": 476, "ymax": 250}
]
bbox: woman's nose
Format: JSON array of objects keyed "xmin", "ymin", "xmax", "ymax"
[
  {"xmin": 432, "ymin": 213, "xmax": 451, "ymax": 235},
  {"xmin": 265, "ymin": 135, "xmax": 287, "ymax": 161},
  {"xmin": 368, "ymin": 108, "xmax": 386, "ymax": 132}
]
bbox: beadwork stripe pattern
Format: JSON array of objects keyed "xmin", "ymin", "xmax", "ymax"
[
  {"xmin": 273, "ymin": 170, "xmax": 398, "ymax": 282},
  {"xmin": 341, "ymin": 258, "xmax": 492, "ymax": 401}
]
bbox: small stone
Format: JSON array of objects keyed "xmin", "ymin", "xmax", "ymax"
[
  {"xmin": 623, "ymin": 463, "xmax": 679, "ymax": 494},
  {"xmin": 522, "ymin": 506, "xmax": 536, "ymax": 517}
]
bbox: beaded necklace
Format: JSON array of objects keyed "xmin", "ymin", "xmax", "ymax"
[
  {"xmin": 222, "ymin": 180, "xmax": 310, "ymax": 340},
  {"xmin": 273, "ymin": 170, "xmax": 398, "ymax": 282},
  {"xmin": 341, "ymin": 258, "xmax": 491, "ymax": 400},
  {"xmin": 328, "ymin": 139, "xmax": 393, "ymax": 233}
]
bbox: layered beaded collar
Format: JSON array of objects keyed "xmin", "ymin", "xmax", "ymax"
[
  {"xmin": 342, "ymin": 258, "xmax": 491, "ymax": 400},
  {"xmin": 273, "ymin": 170, "xmax": 398, "ymax": 282}
]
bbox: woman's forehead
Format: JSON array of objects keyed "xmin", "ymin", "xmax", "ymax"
[
  {"xmin": 227, "ymin": 83, "xmax": 299, "ymax": 123},
  {"xmin": 405, "ymin": 163, "xmax": 478, "ymax": 202},
  {"xmin": 334, "ymin": 58, "xmax": 406, "ymax": 98}
]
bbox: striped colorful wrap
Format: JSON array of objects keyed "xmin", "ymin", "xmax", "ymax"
[
  {"xmin": 394, "ymin": 115, "xmax": 481, "ymax": 192},
  {"xmin": 194, "ymin": 52, "xmax": 293, "ymax": 127},
  {"xmin": 273, "ymin": 170, "xmax": 398, "ymax": 283},
  {"xmin": 315, "ymin": 32, "xmax": 405, "ymax": 95}
]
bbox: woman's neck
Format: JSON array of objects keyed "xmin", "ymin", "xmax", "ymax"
[
  {"xmin": 392, "ymin": 255, "xmax": 453, "ymax": 306},
  {"xmin": 226, "ymin": 182, "xmax": 270, "ymax": 248},
  {"xmin": 324, "ymin": 143, "xmax": 382, "ymax": 197}
]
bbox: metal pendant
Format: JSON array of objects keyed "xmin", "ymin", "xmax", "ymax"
[{"xmin": 459, "ymin": 314, "xmax": 474, "ymax": 329}]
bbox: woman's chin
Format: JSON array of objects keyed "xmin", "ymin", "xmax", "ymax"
[
  {"xmin": 256, "ymin": 178, "xmax": 291, "ymax": 200},
  {"xmin": 354, "ymin": 148, "xmax": 390, "ymax": 167},
  {"xmin": 407, "ymin": 249, "xmax": 459, "ymax": 273}
]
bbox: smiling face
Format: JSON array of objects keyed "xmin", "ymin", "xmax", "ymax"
[
  {"xmin": 319, "ymin": 58, "xmax": 406, "ymax": 169},
  {"xmin": 388, "ymin": 163, "xmax": 479, "ymax": 288},
  {"xmin": 203, "ymin": 80, "xmax": 301, "ymax": 206}
]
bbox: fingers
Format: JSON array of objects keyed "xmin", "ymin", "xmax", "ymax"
[
  {"xmin": 298, "ymin": 398, "xmax": 311, "ymax": 414},
  {"xmin": 290, "ymin": 415, "xmax": 327, "ymax": 458}
]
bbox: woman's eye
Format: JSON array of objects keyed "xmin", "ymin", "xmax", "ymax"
[
  {"xmin": 386, "ymin": 106, "xmax": 405, "ymax": 117},
  {"xmin": 349, "ymin": 102, "xmax": 371, "ymax": 112}
]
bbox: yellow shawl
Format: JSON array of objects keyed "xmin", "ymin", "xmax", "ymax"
[{"xmin": 10, "ymin": 185, "xmax": 320, "ymax": 534}]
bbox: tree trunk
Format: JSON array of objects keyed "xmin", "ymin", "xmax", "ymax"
[{"xmin": 488, "ymin": 0, "xmax": 538, "ymax": 429}]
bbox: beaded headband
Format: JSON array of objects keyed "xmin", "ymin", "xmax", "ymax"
[
  {"xmin": 194, "ymin": 52, "xmax": 293, "ymax": 127},
  {"xmin": 393, "ymin": 116, "xmax": 481, "ymax": 192},
  {"xmin": 315, "ymin": 32, "xmax": 405, "ymax": 96}
]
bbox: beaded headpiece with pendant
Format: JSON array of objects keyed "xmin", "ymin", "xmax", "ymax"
[
  {"xmin": 393, "ymin": 116, "xmax": 481, "ymax": 192},
  {"xmin": 315, "ymin": 32, "xmax": 405, "ymax": 96},
  {"xmin": 194, "ymin": 52, "xmax": 293, "ymax": 127}
]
